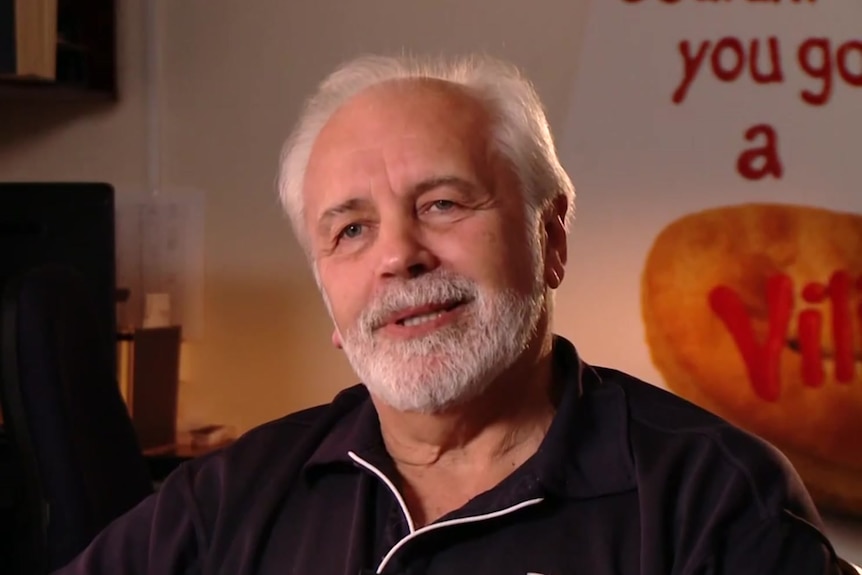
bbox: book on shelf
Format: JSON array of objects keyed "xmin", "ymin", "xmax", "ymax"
[{"xmin": 0, "ymin": 0, "xmax": 58, "ymax": 81}]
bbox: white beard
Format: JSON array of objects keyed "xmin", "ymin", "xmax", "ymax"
[{"xmin": 333, "ymin": 231, "xmax": 546, "ymax": 414}]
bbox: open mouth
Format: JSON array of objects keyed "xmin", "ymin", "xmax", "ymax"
[{"xmin": 389, "ymin": 299, "xmax": 469, "ymax": 328}]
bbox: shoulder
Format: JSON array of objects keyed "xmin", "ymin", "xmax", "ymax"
[
  {"xmin": 589, "ymin": 366, "xmax": 841, "ymax": 570},
  {"xmin": 592, "ymin": 366, "xmax": 820, "ymax": 521},
  {"xmin": 191, "ymin": 383, "xmax": 367, "ymax": 475},
  {"xmin": 168, "ymin": 384, "xmax": 370, "ymax": 523}
]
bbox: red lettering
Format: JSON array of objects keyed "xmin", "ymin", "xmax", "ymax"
[
  {"xmin": 798, "ymin": 310, "xmax": 824, "ymax": 387},
  {"xmin": 712, "ymin": 37, "xmax": 746, "ymax": 81},
  {"xmin": 798, "ymin": 38, "xmax": 833, "ymax": 105},
  {"xmin": 750, "ymin": 37, "xmax": 784, "ymax": 84},
  {"xmin": 801, "ymin": 281, "xmax": 830, "ymax": 387},
  {"xmin": 837, "ymin": 41, "xmax": 862, "ymax": 86},
  {"xmin": 712, "ymin": 271, "xmax": 860, "ymax": 399},
  {"xmin": 674, "ymin": 37, "xmax": 787, "ymax": 104},
  {"xmin": 673, "ymin": 40, "xmax": 711, "ymax": 104},
  {"xmin": 736, "ymin": 124, "xmax": 783, "ymax": 180},
  {"xmin": 802, "ymin": 281, "xmax": 826, "ymax": 301},
  {"xmin": 803, "ymin": 272, "xmax": 855, "ymax": 382},
  {"xmin": 709, "ymin": 274, "xmax": 793, "ymax": 401},
  {"xmin": 858, "ymin": 273, "xmax": 862, "ymax": 379},
  {"xmin": 830, "ymin": 271, "xmax": 854, "ymax": 382},
  {"xmin": 709, "ymin": 270, "xmax": 862, "ymax": 401}
]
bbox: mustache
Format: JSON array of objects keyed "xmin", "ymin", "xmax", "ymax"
[{"xmin": 359, "ymin": 272, "xmax": 478, "ymax": 332}]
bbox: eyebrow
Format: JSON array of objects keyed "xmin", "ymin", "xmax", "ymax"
[
  {"xmin": 412, "ymin": 175, "xmax": 478, "ymax": 196},
  {"xmin": 315, "ymin": 175, "xmax": 480, "ymax": 235},
  {"xmin": 317, "ymin": 197, "xmax": 373, "ymax": 235}
]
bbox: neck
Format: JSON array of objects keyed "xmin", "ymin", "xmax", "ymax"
[{"xmin": 372, "ymin": 329, "xmax": 559, "ymax": 470}]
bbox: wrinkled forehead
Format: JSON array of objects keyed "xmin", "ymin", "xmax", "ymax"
[
  {"xmin": 302, "ymin": 80, "xmax": 494, "ymax": 201},
  {"xmin": 310, "ymin": 135, "xmax": 482, "ymax": 188},
  {"xmin": 315, "ymin": 79, "xmax": 490, "ymax": 156}
]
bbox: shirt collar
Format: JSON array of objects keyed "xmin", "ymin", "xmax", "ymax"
[
  {"xmin": 529, "ymin": 337, "xmax": 636, "ymax": 499},
  {"xmin": 302, "ymin": 336, "xmax": 636, "ymax": 500},
  {"xmin": 302, "ymin": 385, "xmax": 385, "ymax": 476}
]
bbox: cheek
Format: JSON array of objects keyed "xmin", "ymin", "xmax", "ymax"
[
  {"xmin": 493, "ymin": 216, "xmax": 543, "ymax": 286},
  {"xmin": 440, "ymin": 219, "xmax": 538, "ymax": 292},
  {"xmin": 318, "ymin": 267, "xmax": 369, "ymax": 326}
]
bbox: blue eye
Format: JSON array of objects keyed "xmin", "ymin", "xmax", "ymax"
[
  {"xmin": 340, "ymin": 223, "xmax": 364, "ymax": 239},
  {"xmin": 431, "ymin": 199, "xmax": 456, "ymax": 211}
]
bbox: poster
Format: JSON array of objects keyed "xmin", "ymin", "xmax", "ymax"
[{"xmin": 558, "ymin": 0, "xmax": 861, "ymax": 562}]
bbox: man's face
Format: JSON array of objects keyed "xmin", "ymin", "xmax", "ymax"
[{"xmin": 302, "ymin": 80, "xmax": 565, "ymax": 413}]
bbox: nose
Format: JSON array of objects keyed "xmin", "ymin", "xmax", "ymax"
[{"xmin": 375, "ymin": 217, "xmax": 439, "ymax": 280}]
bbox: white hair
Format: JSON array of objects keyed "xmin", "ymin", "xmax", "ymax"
[{"xmin": 277, "ymin": 53, "xmax": 576, "ymax": 249}]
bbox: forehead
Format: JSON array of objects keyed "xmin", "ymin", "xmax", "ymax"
[{"xmin": 303, "ymin": 80, "xmax": 492, "ymax": 198}]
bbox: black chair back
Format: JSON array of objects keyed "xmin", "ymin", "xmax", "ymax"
[{"xmin": 0, "ymin": 264, "xmax": 153, "ymax": 574}]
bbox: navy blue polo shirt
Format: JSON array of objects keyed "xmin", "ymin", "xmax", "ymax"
[{"xmin": 54, "ymin": 337, "xmax": 844, "ymax": 574}]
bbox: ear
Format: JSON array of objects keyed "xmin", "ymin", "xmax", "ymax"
[
  {"xmin": 331, "ymin": 326, "xmax": 344, "ymax": 349},
  {"xmin": 543, "ymin": 194, "xmax": 568, "ymax": 289}
]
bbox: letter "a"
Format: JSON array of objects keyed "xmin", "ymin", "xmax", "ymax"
[{"xmin": 737, "ymin": 124, "xmax": 783, "ymax": 181}]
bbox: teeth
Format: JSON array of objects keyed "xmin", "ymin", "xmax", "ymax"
[{"xmin": 402, "ymin": 311, "xmax": 444, "ymax": 327}]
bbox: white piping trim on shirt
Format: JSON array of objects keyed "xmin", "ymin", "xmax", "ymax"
[
  {"xmin": 348, "ymin": 451, "xmax": 416, "ymax": 533},
  {"xmin": 347, "ymin": 450, "xmax": 545, "ymax": 574}
]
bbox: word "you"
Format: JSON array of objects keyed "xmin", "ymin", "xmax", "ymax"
[{"xmin": 674, "ymin": 36, "xmax": 862, "ymax": 105}]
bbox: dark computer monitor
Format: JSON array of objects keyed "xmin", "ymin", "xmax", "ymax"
[{"xmin": 0, "ymin": 182, "xmax": 117, "ymax": 375}]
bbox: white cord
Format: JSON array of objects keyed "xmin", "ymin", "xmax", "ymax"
[{"xmin": 347, "ymin": 451, "xmax": 545, "ymax": 574}]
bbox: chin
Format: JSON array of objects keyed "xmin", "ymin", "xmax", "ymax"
[{"xmin": 366, "ymin": 367, "xmax": 493, "ymax": 414}]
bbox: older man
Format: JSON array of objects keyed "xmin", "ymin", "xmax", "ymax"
[{"xmin": 55, "ymin": 54, "xmax": 848, "ymax": 574}]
